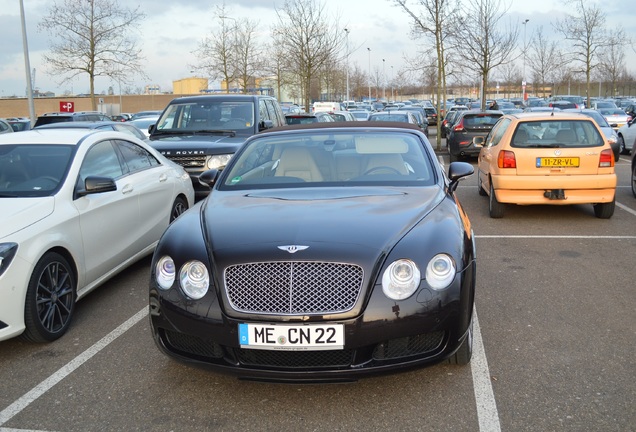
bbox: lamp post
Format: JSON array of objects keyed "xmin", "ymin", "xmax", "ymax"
[
  {"xmin": 382, "ymin": 59, "xmax": 386, "ymax": 100},
  {"xmin": 19, "ymin": 0, "xmax": 35, "ymax": 124},
  {"xmin": 391, "ymin": 65, "xmax": 394, "ymax": 101},
  {"xmin": 344, "ymin": 28, "xmax": 350, "ymax": 102},
  {"xmin": 522, "ymin": 19, "xmax": 529, "ymax": 102},
  {"xmin": 367, "ymin": 47, "xmax": 371, "ymax": 101}
]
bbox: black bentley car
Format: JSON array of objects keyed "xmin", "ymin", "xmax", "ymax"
[{"xmin": 149, "ymin": 122, "xmax": 476, "ymax": 382}]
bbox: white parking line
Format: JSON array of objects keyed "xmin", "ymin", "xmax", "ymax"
[
  {"xmin": 476, "ymin": 235, "xmax": 636, "ymax": 239},
  {"xmin": 471, "ymin": 309, "xmax": 501, "ymax": 432},
  {"xmin": 0, "ymin": 308, "xmax": 148, "ymax": 428}
]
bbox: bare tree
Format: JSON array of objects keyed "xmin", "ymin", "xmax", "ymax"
[
  {"xmin": 450, "ymin": 0, "xmax": 518, "ymax": 110},
  {"xmin": 194, "ymin": 3, "xmax": 238, "ymax": 93},
  {"xmin": 273, "ymin": 0, "xmax": 344, "ymax": 112},
  {"xmin": 597, "ymin": 29, "xmax": 627, "ymax": 98},
  {"xmin": 39, "ymin": 0, "xmax": 146, "ymax": 110},
  {"xmin": 263, "ymin": 41, "xmax": 295, "ymax": 101},
  {"xmin": 527, "ymin": 26, "xmax": 565, "ymax": 98},
  {"xmin": 554, "ymin": 0, "xmax": 614, "ymax": 107},
  {"xmin": 393, "ymin": 0, "xmax": 461, "ymax": 150},
  {"xmin": 234, "ymin": 18, "xmax": 262, "ymax": 93}
]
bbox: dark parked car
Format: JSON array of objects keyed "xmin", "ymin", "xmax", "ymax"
[
  {"xmin": 33, "ymin": 111, "xmax": 111, "ymax": 128},
  {"xmin": 423, "ymin": 106, "xmax": 438, "ymax": 126},
  {"xmin": 147, "ymin": 94, "xmax": 286, "ymax": 200},
  {"xmin": 149, "ymin": 121, "xmax": 476, "ymax": 381},
  {"xmin": 446, "ymin": 110, "xmax": 503, "ymax": 161},
  {"xmin": 631, "ymin": 145, "xmax": 636, "ymax": 198},
  {"xmin": 4, "ymin": 117, "xmax": 31, "ymax": 132},
  {"xmin": 441, "ymin": 110, "xmax": 462, "ymax": 139},
  {"xmin": 285, "ymin": 112, "xmax": 334, "ymax": 125},
  {"xmin": 131, "ymin": 110, "xmax": 163, "ymax": 121}
]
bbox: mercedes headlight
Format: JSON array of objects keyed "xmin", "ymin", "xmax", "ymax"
[
  {"xmin": 179, "ymin": 261, "xmax": 210, "ymax": 300},
  {"xmin": 0, "ymin": 243, "xmax": 18, "ymax": 277},
  {"xmin": 382, "ymin": 259, "xmax": 421, "ymax": 300},
  {"xmin": 425, "ymin": 254, "xmax": 456, "ymax": 290}
]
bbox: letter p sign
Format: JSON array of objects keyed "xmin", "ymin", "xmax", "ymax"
[{"xmin": 60, "ymin": 101, "xmax": 74, "ymax": 112}]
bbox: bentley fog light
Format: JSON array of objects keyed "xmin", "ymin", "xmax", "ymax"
[
  {"xmin": 382, "ymin": 259, "xmax": 421, "ymax": 300},
  {"xmin": 180, "ymin": 261, "xmax": 210, "ymax": 299},
  {"xmin": 207, "ymin": 154, "xmax": 233, "ymax": 170},
  {"xmin": 426, "ymin": 254, "xmax": 456, "ymax": 290},
  {"xmin": 155, "ymin": 256, "xmax": 175, "ymax": 290}
]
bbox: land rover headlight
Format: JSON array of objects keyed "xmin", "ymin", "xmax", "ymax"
[{"xmin": 207, "ymin": 154, "xmax": 233, "ymax": 170}]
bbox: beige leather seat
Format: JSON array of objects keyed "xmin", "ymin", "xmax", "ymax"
[
  {"xmin": 513, "ymin": 129, "xmax": 529, "ymax": 145},
  {"xmin": 363, "ymin": 154, "xmax": 408, "ymax": 175},
  {"xmin": 275, "ymin": 147, "xmax": 324, "ymax": 182},
  {"xmin": 556, "ymin": 129, "xmax": 576, "ymax": 143}
]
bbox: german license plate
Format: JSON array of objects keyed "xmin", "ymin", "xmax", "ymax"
[
  {"xmin": 536, "ymin": 157, "xmax": 580, "ymax": 167},
  {"xmin": 239, "ymin": 323, "xmax": 344, "ymax": 351}
]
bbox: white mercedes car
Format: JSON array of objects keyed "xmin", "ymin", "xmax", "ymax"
[{"xmin": 0, "ymin": 128, "xmax": 194, "ymax": 342}]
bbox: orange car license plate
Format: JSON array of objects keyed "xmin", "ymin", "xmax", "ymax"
[{"xmin": 536, "ymin": 157, "xmax": 580, "ymax": 168}]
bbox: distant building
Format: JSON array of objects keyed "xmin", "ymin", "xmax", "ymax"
[{"xmin": 173, "ymin": 77, "xmax": 209, "ymax": 95}]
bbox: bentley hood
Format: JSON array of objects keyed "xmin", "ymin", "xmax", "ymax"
[
  {"xmin": 203, "ymin": 187, "xmax": 446, "ymax": 263},
  {"xmin": 0, "ymin": 197, "xmax": 54, "ymax": 239}
]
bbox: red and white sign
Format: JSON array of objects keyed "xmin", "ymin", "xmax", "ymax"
[{"xmin": 59, "ymin": 101, "xmax": 74, "ymax": 112}]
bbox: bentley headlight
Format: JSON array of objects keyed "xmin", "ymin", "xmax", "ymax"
[
  {"xmin": 426, "ymin": 254, "xmax": 456, "ymax": 290},
  {"xmin": 180, "ymin": 261, "xmax": 210, "ymax": 299},
  {"xmin": 382, "ymin": 259, "xmax": 421, "ymax": 300},
  {"xmin": 155, "ymin": 256, "xmax": 175, "ymax": 290},
  {"xmin": 0, "ymin": 243, "xmax": 18, "ymax": 277},
  {"xmin": 207, "ymin": 154, "xmax": 233, "ymax": 170}
]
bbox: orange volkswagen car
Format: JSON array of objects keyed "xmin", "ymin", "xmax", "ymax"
[{"xmin": 475, "ymin": 112, "xmax": 616, "ymax": 218}]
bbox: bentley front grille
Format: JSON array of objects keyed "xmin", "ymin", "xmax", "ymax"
[
  {"xmin": 224, "ymin": 262, "xmax": 364, "ymax": 315},
  {"xmin": 165, "ymin": 155, "xmax": 206, "ymax": 168}
]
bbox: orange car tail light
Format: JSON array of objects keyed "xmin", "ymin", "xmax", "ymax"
[
  {"xmin": 599, "ymin": 149, "xmax": 614, "ymax": 167},
  {"xmin": 498, "ymin": 150, "xmax": 516, "ymax": 168}
]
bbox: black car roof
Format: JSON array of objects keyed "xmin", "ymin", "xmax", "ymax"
[
  {"xmin": 166, "ymin": 94, "xmax": 276, "ymax": 104},
  {"xmin": 265, "ymin": 121, "xmax": 424, "ymax": 134}
]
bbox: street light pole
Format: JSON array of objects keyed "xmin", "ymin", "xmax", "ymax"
[
  {"xmin": 522, "ymin": 19, "xmax": 529, "ymax": 102},
  {"xmin": 345, "ymin": 28, "xmax": 350, "ymax": 102},
  {"xmin": 382, "ymin": 59, "xmax": 386, "ymax": 100},
  {"xmin": 19, "ymin": 0, "xmax": 36, "ymax": 125},
  {"xmin": 391, "ymin": 66, "xmax": 394, "ymax": 101},
  {"xmin": 367, "ymin": 48, "xmax": 371, "ymax": 101}
]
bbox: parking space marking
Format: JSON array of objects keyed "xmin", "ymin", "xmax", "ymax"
[
  {"xmin": 476, "ymin": 235, "xmax": 636, "ymax": 239},
  {"xmin": 471, "ymin": 309, "xmax": 501, "ymax": 432},
  {"xmin": 0, "ymin": 308, "xmax": 149, "ymax": 428},
  {"xmin": 617, "ymin": 202, "xmax": 636, "ymax": 217}
]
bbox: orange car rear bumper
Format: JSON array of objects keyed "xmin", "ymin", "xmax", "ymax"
[{"xmin": 493, "ymin": 174, "xmax": 616, "ymax": 204}]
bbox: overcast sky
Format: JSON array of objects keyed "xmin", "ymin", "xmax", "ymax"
[{"xmin": 1, "ymin": 0, "xmax": 634, "ymax": 98}]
